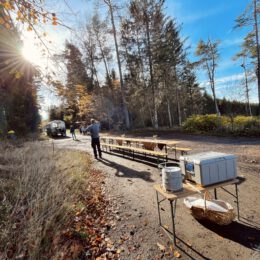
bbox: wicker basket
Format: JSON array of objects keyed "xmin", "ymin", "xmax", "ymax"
[
  {"xmin": 190, "ymin": 191, "xmax": 235, "ymax": 225},
  {"xmin": 117, "ymin": 140, "xmax": 123, "ymax": 145},
  {"xmin": 142, "ymin": 142, "xmax": 156, "ymax": 151}
]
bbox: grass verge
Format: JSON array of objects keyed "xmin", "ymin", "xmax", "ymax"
[{"xmin": 0, "ymin": 141, "xmax": 93, "ymax": 259}]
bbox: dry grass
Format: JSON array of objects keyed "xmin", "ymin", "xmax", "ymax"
[{"xmin": 0, "ymin": 141, "xmax": 92, "ymax": 259}]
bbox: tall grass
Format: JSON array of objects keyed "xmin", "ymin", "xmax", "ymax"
[{"xmin": 0, "ymin": 141, "xmax": 91, "ymax": 259}]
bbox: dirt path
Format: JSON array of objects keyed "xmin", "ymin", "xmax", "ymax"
[{"xmin": 51, "ymin": 133, "xmax": 260, "ymax": 260}]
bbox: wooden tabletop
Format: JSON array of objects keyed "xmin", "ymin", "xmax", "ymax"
[
  {"xmin": 154, "ymin": 178, "xmax": 240, "ymax": 201},
  {"xmin": 101, "ymin": 136, "xmax": 180, "ymax": 146}
]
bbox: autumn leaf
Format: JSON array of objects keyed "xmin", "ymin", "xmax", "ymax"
[
  {"xmin": 15, "ymin": 71, "xmax": 23, "ymax": 79},
  {"xmin": 156, "ymin": 242, "xmax": 166, "ymax": 252},
  {"xmin": 3, "ymin": 1, "xmax": 12, "ymax": 10},
  {"xmin": 5, "ymin": 23, "xmax": 11, "ymax": 29},
  {"xmin": 27, "ymin": 25, "xmax": 33, "ymax": 31},
  {"xmin": 174, "ymin": 250, "xmax": 181, "ymax": 258}
]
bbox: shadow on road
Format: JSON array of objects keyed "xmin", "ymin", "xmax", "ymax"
[
  {"xmin": 197, "ymin": 219, "xmax": 260, "ymax": 250},
  {"xmin": 99, "ymin": 157, "xmax": 154, "ymax": 182},
  {"xmin": 48, "ymin": 135, "xmax": 70, "ymax": 140}
]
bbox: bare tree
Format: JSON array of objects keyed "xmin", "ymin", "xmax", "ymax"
[
  {"xmin": 235, "ymin": 0, "xmax": 260, "ymax": 113},
  {"xmin": 195, "ymin": 39, "xmax": 221, "ymax": 115},
  {"xmin": 103, "ymin": 0, "xmax": 130, "ymax": 129}
]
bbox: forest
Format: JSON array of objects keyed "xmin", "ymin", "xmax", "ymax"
[{"xmin": 0, "ymin": 0, "xmax": 259, "ymax": 135}]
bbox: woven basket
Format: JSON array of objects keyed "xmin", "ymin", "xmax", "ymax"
[
  {"xmin": 191, "ymin": 191, "xmax": 235, "ymax": 225},
  {"xmin": 117, "ymin": 140, "xmax": 123, "ymax": 145},
  {"xmin": 142, "ymin": 142, "xmax": 156, "ymax": 151}
]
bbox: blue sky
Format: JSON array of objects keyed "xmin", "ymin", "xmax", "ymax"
[
  {"xmin": 164, "ymin": 0, "xmax": 255, "ymax": 100},
  {"xmin": 37, "ymin": 0, "xmax": 256, "ymax": 118}
]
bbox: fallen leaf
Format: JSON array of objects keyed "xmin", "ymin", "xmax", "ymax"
[
  {"xmin": 157, "ymin": 242, "xmax": 166, "ymax": 252},
  {"xmin": 174, "ymin": 250, "xmax": 181, "ymax": 258}
]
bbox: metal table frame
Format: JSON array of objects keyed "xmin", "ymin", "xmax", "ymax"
[{"xmin": 155, "ymin": 179, "xmax": 241, "ymax": 246}]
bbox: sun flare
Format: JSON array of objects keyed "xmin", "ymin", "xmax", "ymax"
[{"xmin": 22, "ymin": 41, "xmax": 43, "ymax": 67}]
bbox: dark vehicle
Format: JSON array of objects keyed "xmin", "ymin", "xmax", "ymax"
[{"xmin": 44, "ymin": 120, "xmax": 66, "ymax": 137}]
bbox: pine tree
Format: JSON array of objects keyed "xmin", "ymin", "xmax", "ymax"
[
  {"xmin": 0, "ymin": 25, "xmax": 39, "ymax": 135},
  {"xmin": 62, "ymin": 42, "xmax": 92, "ymax": 121}
]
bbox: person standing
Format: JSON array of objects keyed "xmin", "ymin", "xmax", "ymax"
[
  {"xmin": 70, "ymin": 124, "xmax": 76, "ymax": 140},
  {"xmin": 85, "ymin": 119, "xmax": 102, "ymax": 159}
]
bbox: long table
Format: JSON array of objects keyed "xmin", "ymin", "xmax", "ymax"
[{"xmin": 101, "ymin": 136, "xmax": 180, "ymax": 153}]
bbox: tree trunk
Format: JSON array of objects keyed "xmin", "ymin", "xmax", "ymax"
[
  {"xmin": 145, "ymin": 11, "xmax": 158, "ymax": 129},
  {"xmin": 253, "ymin": 0, "xmax": 260, "ymax": 114},
  {"xmin": 208, "ymin": 40, "xmax": 221, "ymax": 116},
  {"xmin": 176, "ymin": 86, "xmax": 182, "ymax": 126},
  {"xmin": 140, "ymin": 105, "xmax": 145, "ymax": 128},
  {"xmin": 0, "ymin": 103, "xmax": 7, "ymax": 134},
  {"xmin": 97, "ymin": 37, "xmax": 110, "ymax": 79},
  {"xmin": 242, "ymin": 63, "xmax": 252, "ymax": 116},
  {"xmin": 211, "ymin": 82, "xmax": 220, "ymax": 115},
  {"xmin": 167, "ymin": 98, "xmax": 173, "ymax": 128},
  {"xmin": 146, "ymin": 95, "xmax": 153, "ymax": 126},
  {"xmin": 106, "ymin": 0, "xmax": 130, "ymax": 129}
]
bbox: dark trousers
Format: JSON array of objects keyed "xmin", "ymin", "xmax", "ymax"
[
  {"xmin": 71, "ymin": 132, "xmax": 76, "ymax": 140},
  {"xmin": 91, "ymin": 138, "xmax": 102, "ymax": 158}
]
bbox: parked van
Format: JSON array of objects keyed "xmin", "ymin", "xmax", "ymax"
[{"xmin": 44, "ymin": 120, "xmax": 66, "ymax": 137}]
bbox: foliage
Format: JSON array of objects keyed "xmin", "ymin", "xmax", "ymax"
[
  {"xmin": 182, "ymin": 114, "xmax": 260, "ymax": 136},
  {"xmin": 120, "ymin": 0, "xmax": 202, "ymax": 128},
  {"xmin": 0, "ymin": 0, "xmax": 59, "ymax": 30},
  {"xmin": 49, "ymin": 105, "xmax": 65, "ymax": 121},
  {"xmin": 54, "ymin": 43, "xmax": 93, "ymax": 123},
  {"xmin": 182, "ymin": 114, "xmax": 221, "ymax": 132},
  {"xmin": 0, "ymin": 0, "xmax": 63, "ymax": 136},
  {"xmin": 0, "ymin": 26, "xmax": 40, "ymax": 135}
]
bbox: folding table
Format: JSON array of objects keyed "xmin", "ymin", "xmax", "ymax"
[{"xmin": 154, "ymin": 178, "xmax": 241, "ymax": 245}]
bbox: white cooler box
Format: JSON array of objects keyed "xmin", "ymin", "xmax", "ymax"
[{"xmin": 180, "ymin": 152, "xmax": 237, "ymax": 186}]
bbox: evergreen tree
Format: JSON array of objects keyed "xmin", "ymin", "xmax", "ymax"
[
  {"xmin": 62, "ymin": 42, "xmax": 92, "ymax": 121},
  {"xmin": 0, "ymin": 25, "xmax": 39, "ymax": 135}
]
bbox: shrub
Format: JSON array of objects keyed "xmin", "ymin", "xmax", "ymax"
[
  {"xmin": 182, "ymin": 114, "xmax": 221, "ymax": 132},
  {"xmin": 182, "ymin": 115, "xmax": 260, "ymax": 136}
]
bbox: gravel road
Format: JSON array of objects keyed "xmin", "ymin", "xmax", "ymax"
[{"xmin": 51, "ymin": 132, "xmax": 260, "ymax": 260}]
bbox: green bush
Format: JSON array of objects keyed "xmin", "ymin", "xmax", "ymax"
[
  {"xmin": 182, "ymin": 114, "xmax": 222, "ymax": 132},
  {"xmin": 182, "ymin": 115, "xmax": 260, "ymax": 136}
]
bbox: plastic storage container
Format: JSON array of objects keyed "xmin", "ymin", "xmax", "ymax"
[{"xmin": 180, "ymin": 152, "xmax": 237, "ymax": 186}]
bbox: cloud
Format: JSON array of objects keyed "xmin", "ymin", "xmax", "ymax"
[
  {"xmin": 221, "ymin": 38, "xmax": 243, "ymax": 48},
  {"xmin": 200, "ymin": 73, "xmax": 245, "ymax": 89},
  {"xmin": 168, "ymin": 3, "xmax": 228, "ymax": 25}
]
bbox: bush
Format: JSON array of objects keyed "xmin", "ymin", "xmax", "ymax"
[
  {"xmin": 0, "ymin": 142, "xmax": 91, "ymax": 259},
  {"xmin": 182, "ymin": 114, "xmax": 260, "ymax": 136},
  {"xmin": 182, "ymin": 114, "xmax": 221, "ymax": 132}
]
